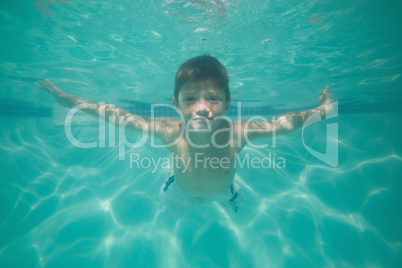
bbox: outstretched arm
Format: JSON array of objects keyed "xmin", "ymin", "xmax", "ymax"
[
  {"xmin": 242, "ymin": 86, "xmax": 333, "ymax": 141},
  {"xmin": 38, "ymin": 79, "xmax": 178, "ymax": 138}
]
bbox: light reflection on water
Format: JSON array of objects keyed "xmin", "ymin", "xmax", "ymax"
[{"xmin": 0, "ymin": 112, "xmax": 401, "ymax": 267}]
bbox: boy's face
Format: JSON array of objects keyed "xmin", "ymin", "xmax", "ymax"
[{"xmin": 173, "ymin": 79, "xmax": 230, "ymax": 131}]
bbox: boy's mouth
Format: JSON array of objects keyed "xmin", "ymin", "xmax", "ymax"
[{"xmin": 193, "ymin": 117, "xmax": 214, "ymax": 122}]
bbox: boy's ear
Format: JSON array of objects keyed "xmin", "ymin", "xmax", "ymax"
[
  {"xmin": 225, "ymin": 97, "xmax": 231, "ymax": 112},
  {"xmin": 172, "ymin": 97, "xmax": 181, "ymax": 113},
  {"xmin": 172, "ymin": 96, "xmax": 178, "ymax": 107}
]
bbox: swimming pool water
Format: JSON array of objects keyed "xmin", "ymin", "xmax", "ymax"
[{"xmin": 1, "ymin": 0, "xmax": 401, "ymax": 267}]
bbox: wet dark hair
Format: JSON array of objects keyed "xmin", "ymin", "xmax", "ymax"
[{"xmin": 174, "ymin": 55, "xmax": 230, "ymax": 102}]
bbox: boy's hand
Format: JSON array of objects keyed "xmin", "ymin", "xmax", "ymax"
[
  {"xmin": 318, "ymin": 86, "xmax": 335, "ymax": 118},
  {"xmin": 38, "ymin": 79, "xmax": 62, "ymax": 95},
  {"xmin": 38, "ymin": 79, "xmax": 74, "ymax": 107},
  {"xmin": 318, "ymin": 86, "xmax": 331, "ymax": 106}
]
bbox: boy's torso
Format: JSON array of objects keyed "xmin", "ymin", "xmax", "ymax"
[{"xmin": 160, "ymin": 119, "xmax": 243, "ymax": 197}]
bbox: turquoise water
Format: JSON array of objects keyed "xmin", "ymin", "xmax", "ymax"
[{"xmin": 1, "ymin": 0, "xmax": 401, "ymax": 267}]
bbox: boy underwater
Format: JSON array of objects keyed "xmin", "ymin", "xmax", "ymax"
[{"xmin": 39, "ymin": 55, "xmax": 332, "ymax": 216}]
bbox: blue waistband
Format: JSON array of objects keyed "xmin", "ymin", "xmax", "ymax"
[{"xmin": 163, "ymin": 174, "xmax": 175, "ymax": 192}]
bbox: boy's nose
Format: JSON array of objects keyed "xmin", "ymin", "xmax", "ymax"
[{"xmin": 195, "ymin": 99, "xmax": 209, "ymax": 116}]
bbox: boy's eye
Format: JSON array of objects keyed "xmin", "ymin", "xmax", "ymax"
[{"xmin": 185, "ymin": 97, "xmax": 196, "ymax": 102}]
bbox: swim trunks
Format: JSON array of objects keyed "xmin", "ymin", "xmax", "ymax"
[{"xmin": 159, "ymin": 173, "xmax": 244, "ymax": 216}]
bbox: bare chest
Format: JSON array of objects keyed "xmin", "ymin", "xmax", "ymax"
[{"xmin": 174, "ymin": 145, "xmax": 235, "ymax": 173}]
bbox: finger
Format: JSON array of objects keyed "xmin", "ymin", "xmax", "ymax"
[
  {"xmin": 321, "ymin": 87, "xmax": 329, "ymax": 93},
  {"xmin": 38, "ymin": 80, "xmax": 52, "ymax": 91},
  {"xmin": 38, "ymin": 80, "xmax": 46, "ymax": 88}
]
